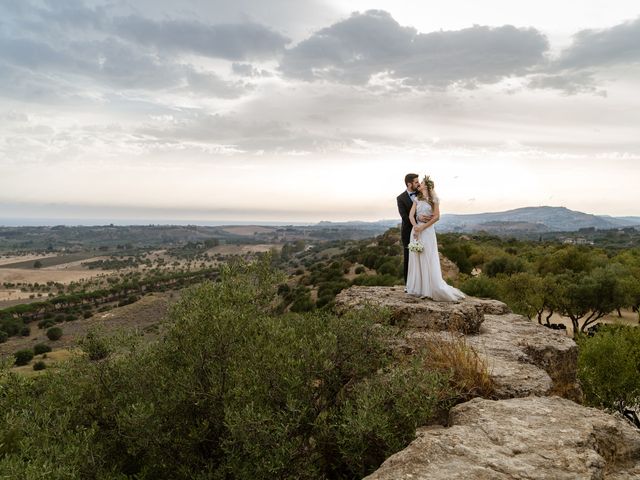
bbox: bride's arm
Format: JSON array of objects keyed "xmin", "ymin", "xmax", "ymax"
[
  {"xmin": 420, "ymin": 203, "xmax": 440, "ymax": 229},
  {"xmin": 409, "ymin": 200, "xmax": 418, "ymax": 228}
]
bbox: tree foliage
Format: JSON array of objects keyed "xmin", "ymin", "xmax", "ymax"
[{"xmin": 0, "ymin": 254, "xmax": 463, "ymax": 479}]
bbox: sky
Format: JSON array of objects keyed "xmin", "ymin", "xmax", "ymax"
[{"xmin": 1, "ymin": 0, "xmax": 639, "ymax": 224}]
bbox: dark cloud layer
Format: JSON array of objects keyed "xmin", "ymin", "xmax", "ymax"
[
  {"xmin": 0, "ymin": 0, "xmax": 282, "ymax": 101},
  {"xmin": 1, "ymin": 1, "xmax": 639, "ymax": 112},
  {"xmin": 280, "ymin": 10, "xmax": 549, "ymax": 88}
]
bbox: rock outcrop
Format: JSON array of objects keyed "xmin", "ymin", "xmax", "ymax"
[
  {"xmin": 334, "ymin": 286, "xmax": 640, "ymax": 479},
  {"xmin": 365, "ymin": 396, "xmax": 640, "ymax": 480},
  {"xmin": 409, "ymin": 313, "xmax": 580, "ymax": 400},
  {"xmin": 335, "ymin": 286, "xmax": 508, "ymax": 334}
]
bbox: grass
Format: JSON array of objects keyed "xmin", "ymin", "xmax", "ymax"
[
  {"xmin": 421, "ymin": 332, "xmax": 496, "ymax": 401},
  {"xmin": 10, "ymin": 348, "xmax": 79, "ymax": 376}
]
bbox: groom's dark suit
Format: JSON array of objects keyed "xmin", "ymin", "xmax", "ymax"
[{"xmin": 397, "ymin": 190, "xmax": 417, "ymax": 283}]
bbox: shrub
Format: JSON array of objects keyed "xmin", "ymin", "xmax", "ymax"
[
  {"xmin": 578, "ymin": 325, "xmax": 640, "ymax": 416},
  {"xmin": 0, "ymin": 330, "xmax": 8, "ymax": 343},
  {"xmin": 377, "ymin": 259, "xmax": 402, "ymax": 277},
  {"xmin": 79, "ymin": 330, "xmax": 111, "ymax": 361},
  {"xmin": 32, "ymin": 361, "xmax": 46, "ymax": 371},
  {"xmin": 440, "ymin": 244, "xmax": 473, "ymax": 274},
  {"xmin": 46, "ymin": 327, "xmax": 63, "ymax": 341},
  {"xmin": 38, "ymin": 319, "xmax": 56, "ymax": 329},
  {"xmin": 34, "ymin": 343, "xmax": 52, "ymax": 355},
  {"xmin": 484, "ymin": 256, "xmax": 525, "ymax": 277},
  {"xmin": 20, "ymin": 326, "xmax": 30, "ymax": 337},
  {"xmin": 14, "ymin": 349, "xmax": 34, "ymax": 366},
  {"xmin": 0, "ymin": 255, "xmax": 475, "ymax": 479},
  {"xmin": 460, "ymin": 276, "xmax": 500, "ymax": 299}
]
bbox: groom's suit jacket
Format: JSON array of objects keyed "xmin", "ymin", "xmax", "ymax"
[{"xmin": 397, "ymin": 191, "xmax": 416, "ymax": 247}]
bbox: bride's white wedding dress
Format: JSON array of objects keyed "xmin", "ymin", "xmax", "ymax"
[{"xmin": 406, "ymin": 199, "xmax": 466, "ymax": 302}]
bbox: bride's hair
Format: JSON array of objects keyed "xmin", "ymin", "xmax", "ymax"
[{"xmin": 418, "ymin": 175, "xmax": 437, "ymax": 208}]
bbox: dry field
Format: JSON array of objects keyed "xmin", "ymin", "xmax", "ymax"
[
  {"xmin": 41, "ymin": 255, "xmax": 111, "ymax": 270},
  {"xmin": 10, "ymin": 348, "xmax": 79, "ymax": 377},
  {"xmin": 221, "ymin": 226, "xmax": 277, "ymax": 236},
  {"xmin": 1, "ymin": 291, "xmax": 178, "ymax": 364},
  {"xmin": 0, "ymin": 267, "xmax": 108, "ymax": 284},
  {"xmin": 0, "ymin": 253, "xmax": 55, "ymax": 266},
  {"xmin": 207, "ymin": 243, "xmax": 281, "ymax": 256},
  {"xmin": 0, "ymin": 289, "xmax": 36, "ymax": 302}
]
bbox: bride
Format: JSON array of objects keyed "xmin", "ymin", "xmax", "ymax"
[{"xmin": 406, "ymin": 176, "xmax": 465, "ymax": 302}]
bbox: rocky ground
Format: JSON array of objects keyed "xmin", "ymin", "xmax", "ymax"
[{"xmin": 334, "ymin": 286, "xmax": 640, "ymax": 480}]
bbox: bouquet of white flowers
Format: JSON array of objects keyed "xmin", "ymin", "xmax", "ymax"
[{"xmin": 408, "ymin": 239, "xmax": 424, "ymax": 253}]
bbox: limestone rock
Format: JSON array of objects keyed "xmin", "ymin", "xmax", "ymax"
[
  {"xmin": 334, "ymin": 286, "xmax": 509, "ymax": 334},
  {"xmin": 365, "ymin": 396, "xmax": 640, "ymax": 480},
  {"xmin": 409, "ymin": 313, "xmax": 580, "ymax": 400}
]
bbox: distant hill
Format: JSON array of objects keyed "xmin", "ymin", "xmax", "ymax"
[
  {"xmin": 437, "ymin": 206, "xmax": 640, "ymax": 233},
  {"xmin": 318, "ymin": 207, "xmax": 640, "ymax": 234}
]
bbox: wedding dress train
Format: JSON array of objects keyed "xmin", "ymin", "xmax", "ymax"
[{"xmin": 406, "ymin": 199, "xmax": 466, "ymax": 302}]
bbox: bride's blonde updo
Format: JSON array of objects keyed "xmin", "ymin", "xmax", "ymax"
[{"xmin": 417, "ymin": 175, "xmax": 437, "ymax": 208}]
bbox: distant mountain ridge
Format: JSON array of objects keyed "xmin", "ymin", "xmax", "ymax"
[
  {"xmin": 437, "ymin": 206, "xmax": 640, "ymax": 233},
  {"xmin": 321, "ymin": 206, "xmax": 640, "ymax": 233}
]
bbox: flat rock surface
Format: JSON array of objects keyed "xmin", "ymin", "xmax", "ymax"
[
  {"xmin": 334, "ymin": 286, "xmax": 509, "ymax": 334},
  {"xmin": 365, "ymin": 396, "xmax": 640, "ymax": 480},
  {"xmin": 409, "ymin": 313, "xmax": 580, "ymax": 400}
]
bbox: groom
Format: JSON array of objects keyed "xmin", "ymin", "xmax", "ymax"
[{"xmin": 397, "ymin": 173, "xmax": 430, "ymax": 287}]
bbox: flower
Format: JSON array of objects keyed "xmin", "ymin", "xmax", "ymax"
[{"xmin": 408, "ymin": 239, "xmax": 424, "ymax": 253}]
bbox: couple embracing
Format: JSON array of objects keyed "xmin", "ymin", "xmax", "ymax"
[{"xmin": 397, "ymin": 173, "xmax": 465, "ymax": 302}]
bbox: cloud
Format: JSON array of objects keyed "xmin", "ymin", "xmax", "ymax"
[
  {"xmin": 556, "ymin": 16, "xmax": 640, "ymax": 70},
  {"xmin": 112, "ymin": 15, "xmax": 290, "ymax": 61},
  {"xmin": 527, "ymin": 71, "xmax": 606, "ymax": 96},
  {"xmin": 0, "ymin": 0, "xmax": 285, "ymax": 102},
  {"xmin": 528, "ymin": 16, "xmax": 640, "ymax": 95},
  {"xmin": 280, "ymin": 10, "xmax": 549, "ymax": 88},
  {"xmin": 231, "ymin": 62, "xmax": 272, "ymax": 77}
]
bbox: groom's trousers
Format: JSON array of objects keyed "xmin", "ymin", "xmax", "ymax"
[{"xmin": 402, "ymin": 236, "xmax": 410, "ymax": 283}]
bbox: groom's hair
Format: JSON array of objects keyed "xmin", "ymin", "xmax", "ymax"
[{"xmin": 404, "ymin": 173, "xmax": 419, "ymax": 186}]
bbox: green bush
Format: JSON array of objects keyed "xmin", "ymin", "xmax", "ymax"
[
  {"xmin": 484, "ymin": 256, "xmax": 526, "ymax": 277},
  {"xmin": 578, "ymin": 325, "xmax": 640, "ymax": 414},
  {"xmin": 46, "ymin": 327, "xmax": 63, "ymax": 341},
  {"xmin": 14, "ymin": 349, "xmax": 34, "ymax": 366},
  {"xmin": 38, "ymin": 318, "xmax": 56, "ymax": 329},
  {"xmin": 0, "ymin": 254, "xmax": 465, "ymax": 479},
  {"xmin": 0, "ymin": 330, "xmax": 7, "ymax": 343},
  {"xmin": 377, "ymin": 259, "xmax": 402, "ymax": 277},
  {"xmin": 460, "ymin": 276, "xmax": 500, "ymax": 299},
  {"xmin": 33, "ymin": 343, "xmax": 52, "ymax": 355},
  {"xmin": 19, "ymin": 326, "xmax": 30, "ymax": 337},
  {"xmin": 78, "ymin": 330, "xmax": 111, "ymax": 361},
  {"xmin": 32, "ymin": 361, "xmax": 46, "ymax": 371}
]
